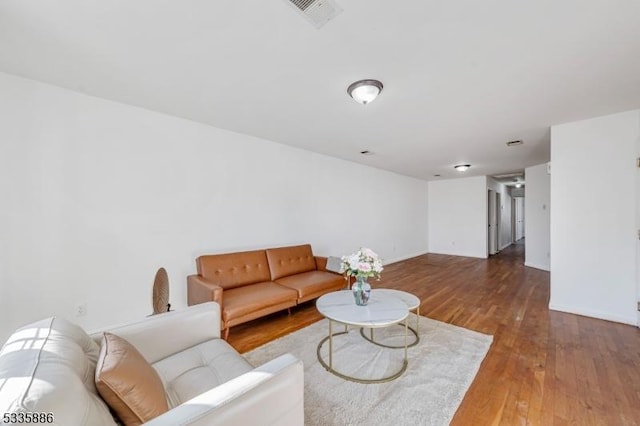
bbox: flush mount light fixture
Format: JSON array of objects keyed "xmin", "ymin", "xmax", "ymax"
[
  {"xmin": 515, "ymin": 183, "xmax": 522, "ymax": 188},
  {"xmin": 347, "ymin": 79, "xmax": 383, "ymax": 104},
  {"xmin": 454, "ymin": 164, "xmax": 471, "ymax": 172}
]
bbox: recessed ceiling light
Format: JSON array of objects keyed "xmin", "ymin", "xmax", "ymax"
[
  {"xmin": 347, "ymin": 79, "xmax": 383, "ymax": 105},
  {"xmin": 360, "ymin": 150, "xmax": 374, "ymax": 155},
  {"xmin": 515, "ymin": 183, "xmax": 522, "ymax": 188},
  {"xmin": 454, "ymin": 164, "xmax": 471, "ymax": 172}
]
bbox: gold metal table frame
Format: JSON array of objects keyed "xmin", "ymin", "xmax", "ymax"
[
  {"xmin": 359, "ymin": 305, "xmax": 420, "ymax": 348},
  {"xmin": 316, "ymin": 318, "xmax": 409, "ymax": 384},
  {"xmin": 357, "ymin": 289, "xmax": 421, "ymax": 349}
]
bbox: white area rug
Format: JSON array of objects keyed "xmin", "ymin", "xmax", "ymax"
[{"xmin": 244, "ymin": 315, "xmax": 493, "ymax": 426}]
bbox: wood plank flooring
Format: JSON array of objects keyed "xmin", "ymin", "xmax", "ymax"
[{"xmin": 227, "ymin": 243, "xmax": 640, "ymax": 425}]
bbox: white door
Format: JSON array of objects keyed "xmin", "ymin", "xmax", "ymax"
[
  {"xmin": 511, "ymin": 198, "xmax": 517, "ymax": 243},
  {"xmin": 519, "ymin": 198, "xmax": 525, "ymax": 240},
  {"xmin": 488, "ymin": 190, "xmax": 496, "ymax": 255},
  {"xmin": 636, "ymin": 145, "xmax": 640, "ymax": 326},
  {"xmin": 514, "ymin": 197, "xmax": 525, "ymax": 241},
  {"xmin": 495, "ymin": 192, "xmax": 501, "ymax": 251}
]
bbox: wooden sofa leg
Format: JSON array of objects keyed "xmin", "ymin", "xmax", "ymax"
[
  {"xmin": 223, "ymin": 327, "xmax": 229, "ymax": 341},
  {"xmin": 287, "ymin": 307, "xmax": 292, "ymax": 315}
]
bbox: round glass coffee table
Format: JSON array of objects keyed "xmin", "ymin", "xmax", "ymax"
[
  {"xmin": 359, "ymin": 289, "xmax": 421, "ymax": 348},
  {"xmin": 316, "ymin": 290, "xmax": 409, "ymax": 384}
]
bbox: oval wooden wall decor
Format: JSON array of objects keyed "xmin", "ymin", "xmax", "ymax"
[{"xmin": 152, "ymin": 267, "xmax": 170, "ymax": 315}]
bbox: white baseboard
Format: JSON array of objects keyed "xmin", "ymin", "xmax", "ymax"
[
  {"xmin": 426, "ymin": 249, "xmax": 487, "ymax": 259},
  {"xmin": 524, "ymin": 261, "xmax": 550, "ymax": 272},
  {"xmin": 384, "ymin": 250, "xmax": 429, "ymax": 265},
  {"xmin": 499, "ymin": 242, "xmax": 512, "ymax": 250},
  {"xmin": 549, "ymin": 303, "xmax": 637, "ymax": 326}
]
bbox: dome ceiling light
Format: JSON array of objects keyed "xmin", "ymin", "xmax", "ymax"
[
  {"xmin": 454, "ymin": 164, "xmax": 471, "ymax": 172},
  {"xmin": 347, "ymin": 79, "xmax": 383, "ymax": 105}
]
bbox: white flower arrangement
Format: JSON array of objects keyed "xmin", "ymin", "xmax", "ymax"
[{"xmin": 341, "ymin": 247, "xmax": 384, "ymax": 279}]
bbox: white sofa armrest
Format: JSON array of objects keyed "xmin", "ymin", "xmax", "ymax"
[
  {"xmin": 95, "ymin": 302, "xmax": 222, "ymax": 364},
  {"xmin": 143, "ymin": 353, "xmax": 304, "ymax": 426}
]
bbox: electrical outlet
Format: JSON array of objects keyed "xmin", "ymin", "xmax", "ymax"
[{"xmin": 75, "ymin": 302, "xmax": 87, "ymax": 317}]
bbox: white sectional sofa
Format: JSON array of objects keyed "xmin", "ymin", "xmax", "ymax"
[{"xmin": 0, "ymin": 302, "xmax": 304, "ymax": 425}]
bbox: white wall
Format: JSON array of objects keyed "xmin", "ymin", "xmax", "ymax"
[
  {"xmin": 524, "ymin": 163, "xmax": 550, "ymax": 271},
  {"xmin": 550, "ymin": 109, "xmax": 639, "ymax": 325},
  {"xmin": 428, "ymin": 176, "xmax": 487, "ymax": 258},
  {"xmin": 0, "ymin": 72, "xmax": 429, "ymax": 343},
  {"xmin": 487, "ymin": 178, "xmax": 513, "ymax": 250}
]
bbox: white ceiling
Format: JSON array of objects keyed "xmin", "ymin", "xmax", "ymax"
[{"xmin": 1, "ymin": 0, "xmax": 639, "ymax": 180}]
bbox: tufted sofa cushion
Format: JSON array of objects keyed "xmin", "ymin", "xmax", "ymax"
[
  {"xmin": 197, "ymin": 250, "xmax": 272, "ymax": 290},
  {"xmin": 151, "ymin": 338, "xmax": 254, "ymax": 408},
  {"xmin": 0, "ymin": 317, "xmax": 115, "ymax": 425},
  {"xmin": 265, "ymin": 245, "xmax": 317, "ymax": 280}
]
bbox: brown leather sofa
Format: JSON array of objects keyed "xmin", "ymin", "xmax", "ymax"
[{"xmin": 187, "ymin": 244, "xmax": 344, "ymax": 339}]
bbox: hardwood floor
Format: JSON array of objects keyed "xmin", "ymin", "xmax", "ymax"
[{"xmin": 227, "ymin": 244, "xmax": 640, "ymax": 425}]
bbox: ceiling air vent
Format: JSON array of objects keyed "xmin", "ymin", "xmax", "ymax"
[
  {"xmin": 290, "ymin": 0, "xmax": 316, "ymax": 10},
  {"xmin": 285, "ymin": 0, "xmax": 343, "ymax": 29},
  {"xmin": 506, "ymin": 140, "xmax": 523, "ymax": 147},
  {"xmin": 493, "ymin": 171, "xmax": 524, "ymax": 179}
]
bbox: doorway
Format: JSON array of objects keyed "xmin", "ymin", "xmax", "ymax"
[
  {"xmin": 496, "ymin": 192, "xmax": 501, "ymax": 250},
  {"xmin": 636, "ymin": 139, "xmax": 640, "ymax": 326},
  {"xmin": 488, "ymin": 190, "xmax": 501, "ymax": 255},
  {"xmin": 488, "ymin": 190, "xmax": 495, "ymax": 255},
  {"xmin": 512, "ymin": 197, "xmax": 525, "ymax": 242}
]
